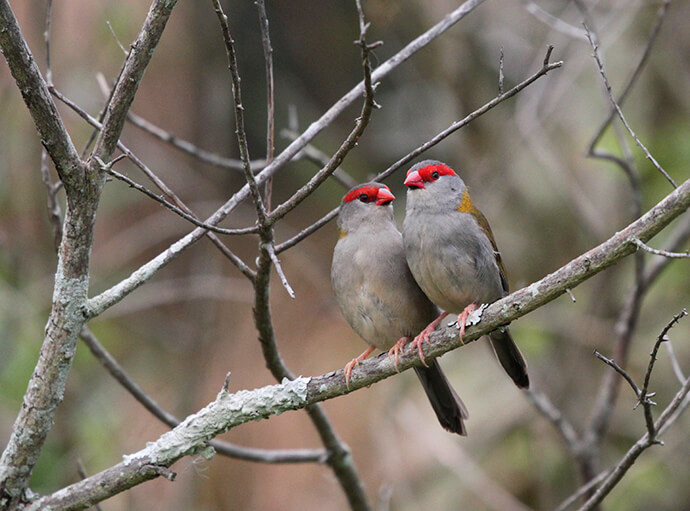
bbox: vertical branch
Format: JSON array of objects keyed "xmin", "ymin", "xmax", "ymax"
[
  {"xmin": 211, "ymin": 0, "xmax": 267, "ymax": 225},
  {"xmin": 256, "ymin": 0, "xmax": 276, "ymax": 209}
]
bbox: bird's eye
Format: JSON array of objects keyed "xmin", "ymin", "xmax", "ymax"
[
  {"xmin": 359, "ymin": 193, "xmax": 369, "ymax": 202},
  {"xmin": 431, "ymin": 171, "xmax": 440, "ymax": 180}
]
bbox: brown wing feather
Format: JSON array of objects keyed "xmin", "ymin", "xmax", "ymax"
[{"xmin": 457, "ymin": 189, "xmax": 509, "ymax": 294}]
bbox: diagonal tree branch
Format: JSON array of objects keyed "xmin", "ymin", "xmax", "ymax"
[
  {"xmin": 79, "ymin": 327, "xmax": 326, "ymax": 464},
  {"xmin": 89, "ymin": 0, "xmax": 179, "ymax": 164},
  {"xmin": 0, "ymin": 0, "xmax": 82, "ymax": 184}
]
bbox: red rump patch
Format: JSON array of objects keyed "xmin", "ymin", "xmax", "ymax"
[
  {"xmin": 409, "ymin": 162, "xmax": 456, "ymax": 181},
  {"xmin": 343, "ymin": 184, "xmax": 390, "ymax": 204}
]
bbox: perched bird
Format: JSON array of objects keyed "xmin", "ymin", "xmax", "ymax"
[
  {"xmin": 402, "ymin": 160, "xmax": 529, "ymax": 389},
  {"xmin": 332, "ymin": 182, "xmax": 469, "ymax": 435}
]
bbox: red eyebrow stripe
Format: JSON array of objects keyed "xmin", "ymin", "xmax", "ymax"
[
  {"xmin": 343, "ymin": 185, "xmax": 389, "ymax": 203},
  {"xmin": 412, "ymin": 163, "xmax": 456, "ymax": 181}
]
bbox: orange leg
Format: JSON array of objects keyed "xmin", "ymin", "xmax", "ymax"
[
  {"xmin": 410, "ymin": 312, "xmax": 449, "ymax": 367},
  {"xmin": 386, "ymin": 337, "xmax": 410, "ymax": 372},
  {"xmin": 344, "ymin": 346, "xmax": 376, "ymax": 389},
  {"xmin": 456, "ymin": 303, "xmax": 478, "ymax": 342}
]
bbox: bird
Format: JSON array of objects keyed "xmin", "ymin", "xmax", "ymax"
[
  {"xmin": 402, "ymin": 160, "xmax": 529, "ymax": 389},
  {"xmin": 331, "ymin": 182, "xmax": 469, "ymax": 435}
]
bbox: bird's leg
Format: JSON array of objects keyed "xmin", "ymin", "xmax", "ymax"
[
  {"xmin": 410, "ymin": 312, "xmax": 450, "ymax": 367},
  {"xmin": 386, "ymin": 337, "xmax": 410, "ymax": 372},
  {"xmin": 456, "ymin": 303, "xmax": 478, "ymax": 342},
  {"xmin": 344, "ymin": 345, "xmax": 376, "ymax": 389}
]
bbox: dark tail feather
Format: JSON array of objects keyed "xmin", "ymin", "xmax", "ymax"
[
  {"xmin": 414, "ymin": 359, "xmax": 469, "ymax": 436},
  {"xmin": 489, "ymin": 327, "xmax": 529, "ymax": 389}
]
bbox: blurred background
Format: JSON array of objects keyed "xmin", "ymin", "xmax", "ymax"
[{"xmin": 1, "ymin": 0, "xmax": 689, "ymax": 510}]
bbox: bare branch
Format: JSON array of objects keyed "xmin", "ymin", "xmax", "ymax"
[
  {"xmin": 593, "ymin": 350, "xmax": 642, "ymax": 400},
  {"xmin": 639, "ymin": 310, "xmax": 688, "ymax": 432},
  {"xmin": 255, "ymin": 0, "xmax": 276, "ymax": 209},
  {"xmin": 587, "ymin": 0, "xmax": 671, "ymax": 157},
  {"xmin": 51, "ymin": 85, "xmax": 257, "ymax": 280},
  {"xmin": 90, "ymin": 0, "xmax": 179, "ymax": 163},
  {"xmin": 498, "ymin": 46, "xmax": 505, "ymax": 95},
  {"xmin": 79, "ymin": 327, "xmax": 326, "ymax": 464},
  {"xmin": 101, "ymin": 162, "xmax": 259, "ymax": 236},
  {"xmin": 630, "ymin": 236, "xmax": 690, "ymax": 258},
  {"xmin": 576, "ymin": 374, "xmax": 690, "ymax": 511},
  {"xmin": 584, "ymin": 24, "xmax": 677, "ymax": 188},
  {"xmin": 526, "ymin": 389, "xmax": 580, "ymax": 453},
  {"xmin": 0, "ymin": 0, "xmax": 83, "ymax": 183},
  {"xmin": 211, "ymin": 0, "xmax": 267, "ymax": 224}
]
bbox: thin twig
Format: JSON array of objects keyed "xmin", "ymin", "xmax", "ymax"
[
  {"xmin": 526, "ymin": 389, "xmax": 580, "ymax": 453},
  {"xmin": 576, "ymin": 374, "xmax": 690, "ymax": 511},
  {"xmin": 554, "ymin": 470, "xmax": 611, "ymax": 511},
  {"xmin": 39, "ymin": 150, "xmax": 63, "ymax": 252},
  {"xmin": 630, "ymin": 237, "xmax": 690, "ymax": 258},
  {"xmin": 51, "ymin": 85, "xmax": 257, "ymax": 280},
  {"xmin": 265, "ymin": 13, "xmax": 379, "ymax": 225},
  {"xmin": 639, "ymin": 309, "xmax": 688, "ymax": 434},
  {"xmin": 518, "ymin": 0, "xmax": 587, "ymax": 40},
  {"xmin": 584, "ymin": 24, "xmax": 677, "ymax": 188},
  {"xmin": 280, "ymin": 129, "xmax": 359, "ymax": 189},
  {"xmin": 587, "ymin": 0, "xmax": 671, "ymax": 157},
  {"xmin": 665, "ymin": 341, "xmax": 686, "ymax": 384},
  {"xmin": 106, "ymin": 20, "xmax": 128, "ymax": 55},
  {"xmin": 255, "ymin": 0, "xmax": 275, "ymax": 209},
  {"xmin": 100, "ymin": 162, "xmax": 259, "ymax": 236},
  {"xmin": 265, "ymin": 243, "xmax": 295, "ymax": 298},
  {"xmin": 593, "ymin": 350, "xmax": 641, "ymax": 399},
  {"xmin": 43, "ymin": 0, "xmax": 53, "ymax": 85},
  {"xmin": 211, "ymin": 0, "xmax": 267, "ymax": 225},
  {"xmin": 498, "ymin": 47, "xmax": 505, "ymax": 95}
]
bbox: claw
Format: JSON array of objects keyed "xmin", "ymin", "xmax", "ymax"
[
  {"xmin": 410, "ymin": 312, "xmax": 449, "ymax": 367},
  {"xmin": 456, "ymin": 304, "xmax": 478, "ymax": 343},
  {"xmin": 387, "ymin": 337, "xmax": 409, "ymax": 372},
  {"xmin": 343, "ymin": 346, "xmax": 375, "ymax": 389}
]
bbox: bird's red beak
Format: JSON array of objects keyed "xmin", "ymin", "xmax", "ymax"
[
  {"xmin": 404, "ymin": 170, "xmax": 425, "ymax": 189},
  {"xmin": 376, "ymin": 188, "xmax": 395, "ymax": 206}
]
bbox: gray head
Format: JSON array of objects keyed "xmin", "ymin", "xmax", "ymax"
[
  {"xmin": 337, "ymin": 182, "xmax": 396, "ymax": 234},
  {"xmin": 403, "ymin": 160, "xmax": 466, "ymax": 213}
]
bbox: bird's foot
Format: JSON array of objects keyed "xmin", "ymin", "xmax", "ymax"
[
  {"xmin": 344, "ymin": 346, "xmax": 376, "ymax": 389},
  {"xmin": 410, "ymin": 312, "xmax": 449, "ymax": 367},
  {"xmin": 387, "ymin": 337, "xmax": 410, "ymax": 372},
  {"xmin": 456, "ymin": 303, "xmax": 479, "ymax": 343}
]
